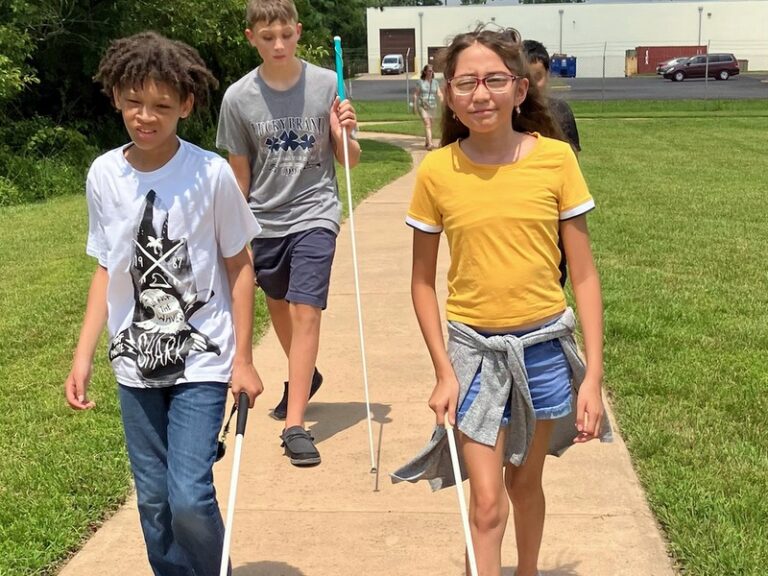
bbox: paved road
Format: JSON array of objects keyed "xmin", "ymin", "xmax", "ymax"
[{"xmin": 350, "ymin": 74, "xmax": 768, "ymax": 101}]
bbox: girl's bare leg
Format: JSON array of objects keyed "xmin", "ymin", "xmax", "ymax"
[
  {"xmin": 460, "ymin": 428, "xmax": 508, "ymax": 576},
  {"xmin": 504, "ymin": 420, "xmax": 555, "ymax": 576}
]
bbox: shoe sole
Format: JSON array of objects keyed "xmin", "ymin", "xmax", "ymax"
[{"xmin": 288, "ymin": 455, "xmax": 322, "ymax": 467}]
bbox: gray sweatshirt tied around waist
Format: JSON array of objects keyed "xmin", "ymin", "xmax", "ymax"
[{"xmin": 391, "ymin": 308, "xmax": 613, "ymax": 491}]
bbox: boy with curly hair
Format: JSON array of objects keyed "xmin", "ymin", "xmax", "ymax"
[{"xmin": 65, "ymin": 32, "xmax": 263, "ymax": 575}]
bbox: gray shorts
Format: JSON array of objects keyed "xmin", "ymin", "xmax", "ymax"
[{"xmin": 251, "ymin": 227, "xmax": 337, "ymax": 310}]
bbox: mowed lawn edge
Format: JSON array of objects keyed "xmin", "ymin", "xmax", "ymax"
[{"xmin": 0, "ymin": 138, "xmax": 411, "ymax": 576}]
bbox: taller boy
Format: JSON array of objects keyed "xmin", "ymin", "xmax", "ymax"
[{"xmin": 217, "ymin": 0, "xmax": 360, "ymax": 467}]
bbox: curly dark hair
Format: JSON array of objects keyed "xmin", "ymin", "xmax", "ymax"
[
  {"xmin": 437, "ymin": 25, "xmax": 564, "ymax": 147},
  {"xmin": 94, "ymin": 32, "xmax": 219, "ymax": 110}
]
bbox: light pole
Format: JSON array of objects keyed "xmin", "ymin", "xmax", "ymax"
[
  {"xmin": 418, "ymin": 12, "xmax": 424, "ymax": 71},
  {"xmin": 558, "ymin": 9, "xmax": 564, "ymax": 54},
  {"xmin": 697, "ymin": 6, "xmax": 703, "ymax": 45}
]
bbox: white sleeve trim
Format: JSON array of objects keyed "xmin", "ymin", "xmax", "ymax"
[
  {"xmin": 406, "ymin": 215, "xmax": 442, "ymax": 234},
  {"xmin": 559, "ymin": 198, "xmax": 595, "ymax": 221}
]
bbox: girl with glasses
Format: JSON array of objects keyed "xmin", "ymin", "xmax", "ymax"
[{"xmin": 394, "ymin": 26, "xmax": 610, "ymax": 576}]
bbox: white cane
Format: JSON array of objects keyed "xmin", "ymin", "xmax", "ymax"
[
  {"xmin": 445, "ymin": 421, "xmax": 479, "ymax": 576},
  {"xmin": 334, "ymin": 35, "xmax": 376, "ymax": 473},
  {"xmin": 219, "ymin": 392, "xmax": 251, "ymax": 576}
]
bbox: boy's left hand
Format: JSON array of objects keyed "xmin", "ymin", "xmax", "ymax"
[
  {"xmin": 331, "ymin": 96, "xmax": 357, "ymax": 141},
  {"xmin": 231, "ymin": 361, "xmax": 264, "ymax": 408},
  {"xmin": 574, "ymin": 376, "xmax": 604, "ymax": 443}
]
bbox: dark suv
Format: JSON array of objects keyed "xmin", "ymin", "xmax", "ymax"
[{"xmin": 663, "ymin": 53, "xmax": 740, "ymax": 81}]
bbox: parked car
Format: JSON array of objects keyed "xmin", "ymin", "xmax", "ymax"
[
  {"xmin": 381, "ymin": 54, "xmax": 405, "ymax": 75},
  {"xmin": 663, "ymin": 53, "xmax": 740, "ymax": 81},
  {"xmin": 656, "ymin": 56, "xmax": 690, "ymax": 75}
]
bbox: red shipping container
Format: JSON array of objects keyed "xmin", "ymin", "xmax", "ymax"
[{"xmin": 635, "ymin": 45, "xmax": 707, "ymax": 74}]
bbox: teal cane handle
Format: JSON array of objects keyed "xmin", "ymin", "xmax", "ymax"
[{"xmin": 333, "ymin": 35, "xmax": 346, "ymax": 101}]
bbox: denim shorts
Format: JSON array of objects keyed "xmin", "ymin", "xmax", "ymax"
[
  {"xmin": 251, "ymin": 227, "xmax": 337, "ymax": 309},
  {"xmin": 456, "ymin": 322, "xmax": 573, "ymax": 426}
]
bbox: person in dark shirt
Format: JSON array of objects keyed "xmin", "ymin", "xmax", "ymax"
[
  {"xmin": 524, "ymin": 39, "xmax": 581, "ymax": 287},
  {"xmin": 523, "ymin": 39, "xmax": 581, "ymax": 154}
]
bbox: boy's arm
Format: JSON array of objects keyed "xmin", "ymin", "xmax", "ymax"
[
  {"xmin": 224, "ymin": 247, "xmax": 263, "ymax": 407},
  {"xmin": 331, "ymin": 97, "xmax": 361, "ymax": 168},
  {"xmin": 228, "ymin": 155, "xmax": 252, "ymax": 200},
  {"xmin": 65, "ymin": 265, "xmax": 109, "ymax": 410}
]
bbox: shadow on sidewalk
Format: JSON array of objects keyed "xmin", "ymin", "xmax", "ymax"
[
  {"xmin": 502, "ymin": 561, "xmax": 580, "ymax": 575},
  {"xmin": 304, "ymin": 401, "xmax": 392, "ymax": 445},
  {"xmin": 234, "ymin": 561, "xmax": 307, "ymax": 576}
]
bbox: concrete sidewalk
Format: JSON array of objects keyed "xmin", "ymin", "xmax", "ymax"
[{"xmin": 59, "ymin": 134, "xmax": 676, "ymax": 576}]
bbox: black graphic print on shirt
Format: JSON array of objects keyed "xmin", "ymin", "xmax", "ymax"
[
  {"xmin": 109, "ymin": 190, "xmax": 220, "ymax": 385},
  {"xmin": 252, "ymin": 116, "xmax": 325, "ymax": 176}
]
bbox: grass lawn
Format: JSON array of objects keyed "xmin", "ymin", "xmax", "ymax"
[
  {"xmin": 581, "ymin": 116, "xmax": 768, "ymax": 576},
  {"xmin": 358, "ymin": 98, "xmax": 768, "ymax": 136},
  {"xmin": 364, "ymin": 105, "xmax": 768, "ymax": 575},
  {"xmin": 0, "ymin": 138, "xmax": 410, "ymax": 576}
]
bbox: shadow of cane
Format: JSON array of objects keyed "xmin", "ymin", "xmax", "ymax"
[
  {"xmin": 233, "ymin": 561, "xmax": 307, "ymax": 576},
  {"xmin": 303, "ymin": 401, "xmax": 392, "ymax": 444}
]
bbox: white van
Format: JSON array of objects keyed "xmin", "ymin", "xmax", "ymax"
[{"xmin": 381, "ymin": 54, "xmax": 405, "ymax": 75}]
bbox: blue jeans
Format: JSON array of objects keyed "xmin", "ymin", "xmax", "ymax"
[{"xmin": 119, "ymin": 382, "xmax": 230, "ymax": 576}]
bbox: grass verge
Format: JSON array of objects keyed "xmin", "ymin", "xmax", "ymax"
[
  {"xmin": 0, "ymin": 138, "xmax": 411, "ymax": 575},
  {"xmin": 582, "ymin": 117, "xmax": 768, "ymax": 576}
]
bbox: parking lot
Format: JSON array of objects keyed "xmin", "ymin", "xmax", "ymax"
[{"xmin": 349, "ymin": 73, "xmax": 768, "ymax": 101}]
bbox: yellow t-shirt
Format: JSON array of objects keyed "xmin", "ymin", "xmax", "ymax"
[{"xmin": 407, "ymin": 134, "xmax": 594, "ymax": 329}]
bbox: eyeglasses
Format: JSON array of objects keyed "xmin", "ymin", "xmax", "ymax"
[{"xmin": 448, "ymin": 73, "xmax": 519, "ymax": 96}]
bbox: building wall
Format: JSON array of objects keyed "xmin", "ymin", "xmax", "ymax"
[{"xmin": 366, "ymin": 1, "xmax": 768, "ymax": 78}]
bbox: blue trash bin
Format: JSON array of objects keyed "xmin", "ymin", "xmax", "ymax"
[
  {"xmin": 550, "ymin": 56, "xmax": 563, "ymax": 76},
  {"xmin": 564, "ymin": 56, "xmax": 577, "ymax": 78}
]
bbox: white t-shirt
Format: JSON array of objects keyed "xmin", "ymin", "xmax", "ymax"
[{"xmin": 86, "ymin": 139, "xmax": 261, "ymax": 388}]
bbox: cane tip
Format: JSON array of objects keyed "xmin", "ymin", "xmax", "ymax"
[{"xmin": 370, "ymin": 467, "xmax": 378, "ymax": 474}]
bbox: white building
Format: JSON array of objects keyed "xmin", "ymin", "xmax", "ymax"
[{"xmin": 366, "ymin": 1, "xmax": 768, "ymax": 78}]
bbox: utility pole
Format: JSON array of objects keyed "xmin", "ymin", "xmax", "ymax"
[
  {"xmin": 697, "ymin": 6, "xmax": 703, "ymax": 45},
  {"xmin": 418, "ymin": 12, "xmax": 424, "ymax": 70},
  {"xmin": 558, "ymin": 9, "xmax": 564, "ymax": 54}
]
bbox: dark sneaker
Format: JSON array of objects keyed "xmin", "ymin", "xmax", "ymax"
[
  {"xmin": 271, "ymin": 368, "xmax": 323, "ymax": 420},
  {"xmin": 280, "ymin": 426, "xmax": 321, "ymax": 466}
]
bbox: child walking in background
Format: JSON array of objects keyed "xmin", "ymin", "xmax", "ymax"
[
  {"xmin": 393, "ymin": 27, "xmax": 611, "ymax": 576},
  {"xmin": 217, "ymin": 0, "xmax": 359, "ymax": 466},
  {"xmin": 64, "ymin": 32, "xmax": 263, "ymax": 575}
]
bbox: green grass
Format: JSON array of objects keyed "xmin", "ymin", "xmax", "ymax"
[
  {"xmin": 358, "ymin": 98, "xmax": 768, "ymax": 127},
  {"xmin": 362, "ymin": 121, "xmax": 431, "ymax": 138},
  {"xmin": 0, "ymin": 138, "xmax": 410, "ymax": 576},
  {"xmin": 581, "ymin": 117, "xmax": 768, "ymax": 576},
  {"xmin": 354, "ymin": 99, "xmax": 415, "ymax": 122},
  {"xmin": 569, "ymin": 98, "xmax": 768, "ymax": 117}
]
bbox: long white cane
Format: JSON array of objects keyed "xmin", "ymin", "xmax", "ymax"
[
  {"xmin": 219, "ymin": 392, "xmax": 251, "ymax": 576},
  {"xmin": 445, "ymin": 422, "xmax": 479, "ymax": 576},
  {"xmin": 334, "ymin": 35, "xmax": 376, "ymax": 473}
]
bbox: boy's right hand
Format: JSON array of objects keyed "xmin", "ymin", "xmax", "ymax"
[
  {"xmin": 65, "ymin": 358, "xmax": 95, "ymax": 410},
  {"xmin": 231, "ymin": 362, "xmax": 264, "ymax": 408},
  {"xmin": 428, "ymin": 373, "xmax": 460, "ymax": 427}
]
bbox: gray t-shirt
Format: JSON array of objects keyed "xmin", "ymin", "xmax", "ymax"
[{"xmin": 217, "ymin": 61, "xmax": 341, "ymax": 238}]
